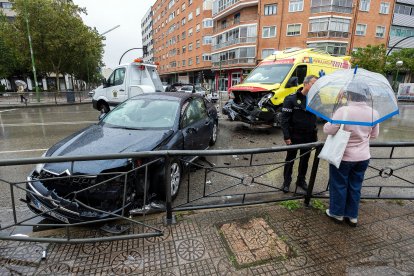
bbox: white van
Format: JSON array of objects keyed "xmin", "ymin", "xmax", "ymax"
[{"xmin": 92, "ymin": 59, "xmax": 164, "ymax": 113}]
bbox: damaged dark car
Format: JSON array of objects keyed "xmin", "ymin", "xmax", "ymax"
[{"xmin": 26, "ymin": 93, "xmax": 218, "ymax": 223}]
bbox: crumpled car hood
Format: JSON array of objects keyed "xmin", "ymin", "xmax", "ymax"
[{"xmin": 43, "ymin": 124, "xmax": 173, "ymax": 175}]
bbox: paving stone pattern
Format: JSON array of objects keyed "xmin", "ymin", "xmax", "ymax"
[{"xmin": 0, "ymin": 201, "xmax": 414, "ymax": 275}]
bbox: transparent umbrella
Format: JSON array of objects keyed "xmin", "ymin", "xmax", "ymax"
[
  {"xmin": 306, "ymin": 68, "xmax": 399, "ymax": 126},
  {"xmin": 15, "ymin": 80, "xmax": 27, "ymax": 89}
]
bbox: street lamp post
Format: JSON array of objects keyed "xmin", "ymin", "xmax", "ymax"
[
  {"xmin": 24, "ymin": 0, "xmax": 40, "ymax": 102},
  {"xmin": 394, "ymin": 60, "xmax": 403, "ymax": 93}
]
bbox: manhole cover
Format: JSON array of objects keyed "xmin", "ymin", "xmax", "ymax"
[{"xmin": 218, "ymin": 217, "xmax": 290, "ymax": 268}]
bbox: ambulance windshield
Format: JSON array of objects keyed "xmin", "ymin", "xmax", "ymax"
[{"xmin": 243, "ymin": 64, "xmax": 293, "ymax": 84}]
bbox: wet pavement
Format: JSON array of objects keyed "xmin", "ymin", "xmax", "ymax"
[
  {"xmin": 1, "ymin": 99, "xmax": 414, "ymax": 275},
  {"xmin": 1, "ymin": 200, "xmax": 414, "ymax": 275}
]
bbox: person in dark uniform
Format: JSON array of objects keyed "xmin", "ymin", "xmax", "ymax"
[{"xmin": 281, "ymin": 75, "xmax": 318, "ymax": 193}]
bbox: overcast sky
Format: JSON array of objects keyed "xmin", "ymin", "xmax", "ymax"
[{"xmin": 73, "ymin": 0, "xmax": 155, "ymax": 69}]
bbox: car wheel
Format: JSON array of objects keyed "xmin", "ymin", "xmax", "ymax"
[
  {"xmin": 99, "ymin": 102, "xmax": 110, "ymax": 114},
  {"xmin": 209, "ymin": 121, "xmax": 218, "ymax": 146},
  {"xmin": 169, "ymin": 159, "xmax": 181, "ymax": 199}
]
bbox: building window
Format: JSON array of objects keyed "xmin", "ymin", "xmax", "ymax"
[
  {"xmin": 390, "ymin": 26, "xmax": 414, "ymax": 37},
  {"xmin": 380, "ymin": 2, "xmax": 390, "ymax": 14},
  {"xmin": 182, "ymin": 60, "xmax": 186, "ymax": 66},
  {"xmin": 309, "ymin": 17, "xmax": 350, "ymax": 38},
  {"xmin": 189, "ymin": 0, "xmax": 193, "ymax": 5},
  {"xmin": 188, "ymin": 28, "xmax": 193, "ymax": 36},
  {"xmin": 189, "ymin": 43, "xmax": 193, "ymax": 51},
  {"xmin": 196, "ymin": 7, "xmax": 200, "ymax": 16},
  {"xmin": 394, "ymin": 4, "xmax": 412, "ymax": 15},
  {"xmin": 360, "ymin": 0, "xmax": 370, "ymax": 11},
  {"xmin": 182, "ymin": 18, "xmax": 186, "ymax": 26},
  {"xmin": 196, "ymin": 56, "xmax": 200, "ymax": 64},
  {"xmin": 221, "ymin": 19, "xmax": 227, "ymax": 28},
  {"xmin": 234, "ymin": 13, "xmax": 240, "ymax": 23},
  {"xmin": 188, "ymin": 12, "xmax": 193, "ymax": 21},
  {"xmin": 376, "ymin": 26, "xmax": 386, "ymax": 38},
  {"xmin": 311, "ymin": 0, "xmax": 353, "ymax": 13},
  {"xmin": 196, "ymin": 24, "xmax": 200, "ymax": 32},
  {"xmin": 182, "ymin": 3, "xmax": 186, "ymax": 11},
  {"xmin": 355, "ymin": 24, "xmax": 367, "ymax": 36},
  {"xmin": 202, "ymin": 54, "xmax": 212, "ymax": 61},
  {"xmin": 286, "ymin": 24, "xmax": 301, "ymax": 36},
  {"xmin": 188, "ymin": 58, "xmax": 193, "ymax": 66},
  {"xmin": 307, "ymin": 42, "xmax": 347, "ymax": 55},
  {"xmin": 196, "ymin": 40, "xmax": 201, "ymax": 48},
  {"xmin": 264, "ymin": 4, "xmax": 277, "ymax": 15},
  {"xmin": 1, "ymin": 2, "xmax": 12, "ymax": 9},
  {"xmin": 182, "ymin": 31, "xmax": 186, "ymax": 39},
  {"xmin": 262, "ymin": 26, "xmax": 277, "ymax": 38},
  {"xmin": 203, "ymin": 36, "xmax": 212, "ymax": 45},
  {"xmin": 289, "ymin": 0, "xmax": 303, "ymax": 12},
  {"xmin": 203, "ymin": 19, "xmax": 213, "ymax": 28},
  {"xmin": 262, "ymin": 49, "xmax": 275, "ymax": 59},
  {"xmin": 182, "ymin": 46, "xmax": 186, "ymax": 53}
]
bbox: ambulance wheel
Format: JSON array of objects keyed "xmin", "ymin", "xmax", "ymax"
[{"xmin": 274, "ymin": 107, "xmax": 283, "ymax": 127}]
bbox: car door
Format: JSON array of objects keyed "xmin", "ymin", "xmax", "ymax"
[
  {"xmin": 107, "ymin": 67, "xmax": 127, "ymax": 104},
  {"xmin": 181, "ymin": 98, "xmax": 211, "ymax": 150}
]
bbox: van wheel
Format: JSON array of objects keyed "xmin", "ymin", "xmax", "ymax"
[{"xmin": 99, "ymin": 102, "xmax": 110, "ymax": 114}]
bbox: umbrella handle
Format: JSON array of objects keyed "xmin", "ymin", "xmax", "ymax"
[{"xmin": 353, "ymin": 65, "xmax": 358, "ymax": 75}]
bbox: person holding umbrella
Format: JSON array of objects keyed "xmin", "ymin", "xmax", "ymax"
[
  {"xmin": 15, "ymin": 80, "xmax": 28, "ymax": 103},
  {"xmin": 306, "ymin": 68, "xmax": 399, "ymax": 227}
]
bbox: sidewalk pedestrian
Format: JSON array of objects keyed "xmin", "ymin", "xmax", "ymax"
[
  {"xmin": 324, "ymin": 88, "xmax": 379, "ymax": 227},
  {"xmin": 17, "ymin": 85, "xmax": 27, "ymax": 103},
  {"xmin": 280, "ymin": 75, "xmax": 318, "ymax": 193}
]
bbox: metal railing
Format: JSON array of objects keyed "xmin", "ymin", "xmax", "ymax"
[
  {"xmin": 1, "ymin": 141, "xmax": 414, "ymax": 243},
  {"xmin": 0, "ymin": 91, "xmax": 90, "ymax": 106}
]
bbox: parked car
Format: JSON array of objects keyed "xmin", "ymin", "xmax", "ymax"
[
  {"xmin": 26, "ymin": 93, "xmax": 218, "ymax": 223},
  {"xmin": 88, "ymin": 89, "xmax": 95, "ymax": 97}
]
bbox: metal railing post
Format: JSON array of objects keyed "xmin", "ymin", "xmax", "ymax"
[
  {"xmin": 304, "ymin": 145, "xmax": 322, "ymax": 206},
  {"xmin": 163, "ymin": 155, "xmax": 176, "ymax": 225}
]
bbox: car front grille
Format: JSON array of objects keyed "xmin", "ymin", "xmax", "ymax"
[{"xmin": 38, "ymin": 170, "xmax": 96, "ymax": 191}]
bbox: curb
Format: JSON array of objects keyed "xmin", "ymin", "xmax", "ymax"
[{"xmin": 0, "ymin": 101, "xmax": 92, "ymax": 110}]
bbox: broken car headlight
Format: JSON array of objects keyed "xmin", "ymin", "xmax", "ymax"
[
  {"xmin": 258, "ymin": 93, "xmax": 273, "ymax": 109},
  {"xmin": 35, "ymin": 152, "xmax": 47, "ymax": 174}
]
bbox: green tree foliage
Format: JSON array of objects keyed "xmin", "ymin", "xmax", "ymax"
[
  {"xmin": 385, "ymin": 48, "xmax": 414, "ymax": 76},
  {"xmin": 351, "ymin": 44, "xmax": 387, "ymax": 74},
  {"xmin": 4, "ymin": 0, "xmax": 104, "ymax": 90}
]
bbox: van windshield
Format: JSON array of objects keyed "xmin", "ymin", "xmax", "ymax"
[{"xmin": 243, "ymin": 64, "xmax": 293, "ymax": 84}]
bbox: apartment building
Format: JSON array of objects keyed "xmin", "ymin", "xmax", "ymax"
[
  {"xmin": 0, "ymin": 0, "xmax": 16, "ymax": 21},
  {"xmin": 148, "ymin": 0, "xmax": 395, "ymax": 90},
  {"xmin": 388, "ymin": 0, "xmax": 414, "ymax": 51},
  {"xmin": 152, "ymin": 0, "xmax": 215, "ymax": 87},
  {"xmin": 141, "ymin": 7, "xmax": 154, "ymax": 63}
]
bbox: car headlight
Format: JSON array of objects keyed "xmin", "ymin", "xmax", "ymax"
[
  {"xmin": 35, "ymin": 152, "xmax": 47, "ymax": 174},
  {"xmin": 258, "ymin": 93, "xmax": 273, "ymax": 108}
]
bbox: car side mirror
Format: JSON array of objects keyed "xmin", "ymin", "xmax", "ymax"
[{"xmin": 285, "ymin": 76, "xmax": 299, "ymax": 88}]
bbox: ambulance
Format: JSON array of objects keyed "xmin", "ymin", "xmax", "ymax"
[
  {"xmin": 226, "ymin": 48, "xmax": 351, "ymax": 127},
  {"xmin": 92, "ymin": 58, "xmax": 164, "ymax": 113}
]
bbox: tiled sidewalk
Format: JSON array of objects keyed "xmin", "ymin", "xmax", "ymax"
[{"xmin": 1, "ymin": 200, "xmax": 414, "ymax": 275}]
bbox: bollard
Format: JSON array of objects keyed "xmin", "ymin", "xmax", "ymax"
[
  {"xmin": 163, "ymin": 155, "xmax": 176, "ymax": 225},
  {"xmin": 304, "ymin": 146, "xmax": 322, "ymax": 207}
]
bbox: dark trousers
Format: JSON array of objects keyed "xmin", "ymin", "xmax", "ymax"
[{"xmin": 283, "ymin": 146, "xmax": 312, "ymax": 185}]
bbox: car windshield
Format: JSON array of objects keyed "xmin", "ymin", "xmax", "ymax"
[
  {"xmin": 101, "ymin": 99, "xmax": 180, "ymax": 129},
  {"xmin": 243, "ymin": 64, "xmax": 293, "ymax": 84}
]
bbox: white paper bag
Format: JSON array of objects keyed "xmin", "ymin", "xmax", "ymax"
[{"xmin": 318, "ymin": 125, "xmax": 351, "ymax": 169}]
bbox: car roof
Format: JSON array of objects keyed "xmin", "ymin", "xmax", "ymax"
[{"xmin": 130, "ymin": 92, "xmax": 202, "ymax": 103}]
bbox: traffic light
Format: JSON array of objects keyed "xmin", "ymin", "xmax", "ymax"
[{"xmin": 143, "ymin": 46, "xmax": 148, "ymax": 56}]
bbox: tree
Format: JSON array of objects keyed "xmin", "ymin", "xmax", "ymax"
[
  {"xmin": 351, "ymin": 44, "xmax": 387, "ymax": 74},
  {"xmin": 385, "ymin": 48, "xmax": 414, "ymax": 78},
  {"xmin": 7, "ymin": 0, "xmax": 104, "ymax": 91}
]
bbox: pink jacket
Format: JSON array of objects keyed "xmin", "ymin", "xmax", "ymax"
[{"xmin": 323, "ymin": 102, "xmax": 380, "ymax": 162}]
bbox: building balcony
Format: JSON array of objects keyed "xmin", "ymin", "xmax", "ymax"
[
  {"xmin": 212, "ymin": 58, "xmax": 256, "ymax": 68},
  {"xmin": 212, "ymin": 37, "xmax": 257, "ymax": 51},
  {"xmin": 308, "ymin": 31, "xmax": 349, "ymax": 39},
  {"xmin": 213, "ymin": 14, "xmax": 258, "ymax": 32},
  {"xmin": 212, "ymin": 0, "xmax": 258, "ymax": 20},
  {"xmin": 311, "ymin": 5, "xmax": 353, "ymax": 14}
]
